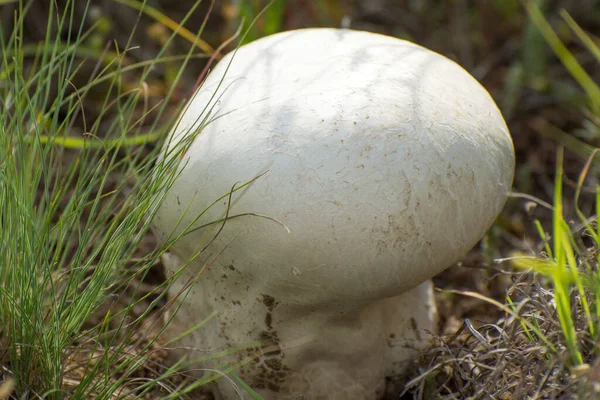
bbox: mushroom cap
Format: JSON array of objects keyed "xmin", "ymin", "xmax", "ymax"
[{"xmin": 154, "ymin": 28, "xmax": 515, "ymax": 304}]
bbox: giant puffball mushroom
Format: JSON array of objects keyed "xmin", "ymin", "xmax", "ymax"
[{"xmin": 152, "ymin": 28, "xmax": 515, "ymax": 399}]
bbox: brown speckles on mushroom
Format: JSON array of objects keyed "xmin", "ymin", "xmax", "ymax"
[
  {"xmin": 261, "ymin": 294, "xmax": 278, "ymax": 331},
  {"xmin": 265, "ymin": 358, "xmax": 282, "ymax": 371},
  {"xmin": 261, "ymin": 294, "xmax": 276, "ymax": 309},
  {"xmin": 250, "ymin": 355, "xmax": 291, "ymax": 394},
  {"xmin": 265, "ymin": 312, "xmax": 273, "ymax": 329}
]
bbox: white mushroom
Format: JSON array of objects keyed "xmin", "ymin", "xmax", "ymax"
[{"xmin": 153, "ymin": 28, "xmax": 515, "ymax": 399}]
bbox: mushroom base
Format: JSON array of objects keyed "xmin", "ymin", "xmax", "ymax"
[{"xmin": 162, "ymin": 253, "xmax": 438, "ymax": 400}]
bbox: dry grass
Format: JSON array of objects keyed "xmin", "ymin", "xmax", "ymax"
[{"xmin": 406, "ymin": 274, "xmax": 580, "ymax": 399}]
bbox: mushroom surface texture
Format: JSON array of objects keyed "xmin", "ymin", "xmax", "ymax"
[{"xmin": 152, "ymin": 28, "xmax": 515, "ymax": 400}]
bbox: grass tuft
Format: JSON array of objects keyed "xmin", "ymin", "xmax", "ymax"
[{"xmin": 0, "ymin": 0, "xmax": 224, "ymax": 398}]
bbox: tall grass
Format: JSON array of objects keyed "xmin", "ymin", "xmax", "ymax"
[
  {"xmin": 0, "ymin": 0, "xmax": 216, "ymax": 397},
  {"xmin": 512, "ymin": 1, "xmax": 600, "ymax": 368}
]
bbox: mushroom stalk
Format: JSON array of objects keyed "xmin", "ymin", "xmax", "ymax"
[{"xmin": 163, "ymin": 248, "xmax": 436, "ymax": 399}]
